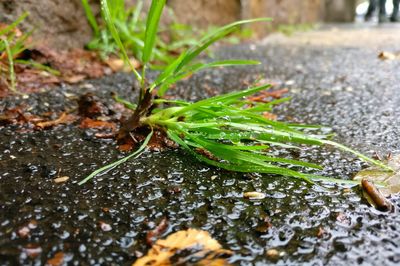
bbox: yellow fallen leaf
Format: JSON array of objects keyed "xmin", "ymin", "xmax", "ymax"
[
  {"xmin": 354, "ymin": 154, "xmax": 400, "ymax": 196},
  {"xmin": 133, "ymin": 229, "xmax": 233, "ymax": 266}
]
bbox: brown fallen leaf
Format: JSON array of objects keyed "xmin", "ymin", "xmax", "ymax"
[
  {"xmin": 78, "ymin": 92, "xmax": 109, "ymax": 118},
  {"xmin": 46, "ymin": 252, "xmax": 64, "ymax": 266},
  {"xmin": 133, "ymin": 229, "xmax": 233, "ymax": 266},
  {"xmin": 247, "ymin": 88, "xmax": 289, "ymax": 103},
  {"xmin": 262, "ymin": 112, "xmax": 277, "ymax": 120},
  {"xmin": 195, "ymin": 147, "xmax": 219, "ymax": 161},
  {"xmin": 36, "ymin": 112, "xmax": 77, "ymax": 129},
  {"xmin": 63, "ymin": 75, "xmax": 86, "ymax": 84},
  {"xmin": 79, "ymin": 118, "xmax": 116, "ymax": 130}
]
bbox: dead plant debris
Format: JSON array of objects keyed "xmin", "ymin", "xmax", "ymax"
[
  {"xmin": 246, "ymin": 88, "xmax": 288, "ymax": 102},
  {"xmin": 134, "ymin": 228, "xmax": 233, "ymax": 266},
  {"xmin": 45, "ymin": 251, "xmax": 65, "ymax": 266},
  {"xmin": 36, "ymin": 112, "xmax": 77, "ymax": 129}
]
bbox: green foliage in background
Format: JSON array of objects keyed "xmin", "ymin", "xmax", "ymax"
[
  {"xmin": 82, "ymin": 0, "xmax": 199, "ymax": 67},
  {"xmin": 0, "ymin": 12, "xmax": 31, "ymax": 94}
]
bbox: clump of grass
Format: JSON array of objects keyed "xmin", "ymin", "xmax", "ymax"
[
  {"xmin": 0, "ymin": 12, "xmax": 30, "ymax": 94},
  {"xmin": 82, "ymin": 0, "xmax": 198, "ymax": 66},
  {"xmin": 0, "ymin": 12, "xmax": 59, "ymax": 95},
  {"xmin": 79, "ymin": 0, "xmax": 391, "ymax": 185}
]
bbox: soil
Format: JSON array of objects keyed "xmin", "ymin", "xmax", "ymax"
[{"xmin": 1, "ymin": 24, "xmax": 400, "ymax": 265}]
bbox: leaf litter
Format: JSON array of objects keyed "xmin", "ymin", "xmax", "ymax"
[{"xmin": 134, "ymin": 228, "xmax": 233, "ymax": 266}]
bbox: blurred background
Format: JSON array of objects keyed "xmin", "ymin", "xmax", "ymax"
[{"xmin": 0, "ymin": 0, "xmax": 391, "ymax": 51}]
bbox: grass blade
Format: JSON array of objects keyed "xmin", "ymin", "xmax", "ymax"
[
  {"xmin": 100, "ymin": 0, "xmax": 142, "ymax": 82},
  {"xmin": 142, "ymin": 0, "xmax": 166, "ymax": 64},
  {"xmin": 172, "ymin": 84, "xmax": 272, "ymax": 116},
  {"xmin": 323, "ymin": 140, "xmax": 393, "ymax": 171},
  {"xmin": 175, "ymin": 18, "xmax": 272, "ymax": 73},
  {"xmin": 2, "ymin": 39, "xmax": 17, "ymax": 94},
  {"xmin": 0, "ymin": 12, "xmax": 28, "ymax": 36},
  {"xmin": 82, "ymin": 0, "xmax": 99, "ymax": 36},
  {"xmin": 79, "ymin": 130, "xmax": 154, "ymax": 185}
]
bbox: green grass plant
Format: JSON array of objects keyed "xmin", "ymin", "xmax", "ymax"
[
  {"xmin": 79, "ymin": 0, "xmax": 392, "ymax": 185},
  {"xmin": 0, "ymin": 12, "xmax": 30, "ymax": 94},
  {"xmin": 82, "ymin": 0, "xmax": 198, "ymax": 66}
]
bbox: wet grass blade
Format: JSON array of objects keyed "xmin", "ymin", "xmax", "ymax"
[
  {"xmin": 112, "ymin": 93, "xmax": 137, "ymax": 110},
  {"xmin": 100, "ymin": 0, "xmax": 142, "ymax": 82},
  {"xmin": 79, "ymin": 131, "xmax": 153, "ymax": 185},
  {"xmin": 2, "ymin": 39, "xmax": 18, "ymax": 94},
  {"xmin": 172, "ymin": 84, "xmax": 271, "ymax": 116},
  {"xmin": 323, "ymin": 140, "xmax": 393, "ymax": 171},
  {"xmin": 167, "ymin": 130, "xmax": 312, "ymax": 182},
  {"xmin": 156, "ymin": 59, "xmax": 260, "ymax": 96},
  {"xmin": 142, "ymin": 0, "xmax": 166, "ymax": 64},
  {"xmin": 174, "ymin": 18, "xmax": 272, "ymax": 73}
]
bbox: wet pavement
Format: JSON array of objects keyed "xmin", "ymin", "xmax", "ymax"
[{"xmin": 1, "ymin": 24, "xmax": 400, "ymax": 265}]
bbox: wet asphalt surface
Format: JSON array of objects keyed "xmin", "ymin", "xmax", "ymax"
[{"xmin": 1, "ymin": 24, "xmax": 400, "ymax": 265}]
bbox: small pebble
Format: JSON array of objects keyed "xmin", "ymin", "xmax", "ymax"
[
  {"xmin": 266, "ymin": 248, "xmax": 279, "ymax": 260},
  {"xmin": 243, "ymin": 191, "xmax": 266, "ymax": 200},
  {"xmin": 54, "ymin": 176, "xmax": 69, "ymax": 183},
  {"xmin": 99, "ymin": 221, "xmax": 112, "ymax": 232}
]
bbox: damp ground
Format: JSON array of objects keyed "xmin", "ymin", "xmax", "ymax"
[{"xmin": 1, "ymin": 24, "xmax": 400, "ymax": 265}]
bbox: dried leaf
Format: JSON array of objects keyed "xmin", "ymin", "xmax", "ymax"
[
  {"xmin": 46, "ymin": 252, "xmax": 64, "ymax": 266},
  {"xmin": 63, "ymin": 75, "xmax": 86, "ymax": 84},
  {"xmin": 247, "ymin": 88, "xmax": 288, "ymax": 102},
  {"xmin": 79, "ymin": 118, "xmax": 116, "ymax": 130},
  {"xmin": 353, "ymin": 154, "xmax": 400, "ymax": 196},
  {"xmin": 262, "ymin": 112, "xmax": 277, "ymax": 120},
  {"xmin": 36, "ymin": 112, "xmax": 77, "ymax": 128},
  {"xmin": 78, "ymin": 92, "xmax": 109, "ymax": 118},
  {"xmin": 133, "ymin": 229, "xmax": 233, "ymax": 266}
]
